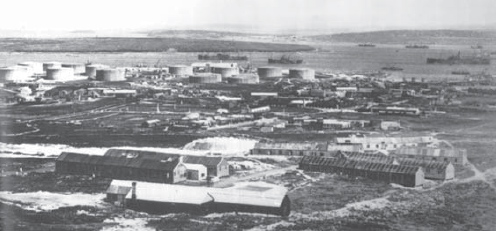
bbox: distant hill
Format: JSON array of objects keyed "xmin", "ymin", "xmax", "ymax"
[
  {"xmin": 145, "ymin": 30, "xmax": 270, "ymax": 38},
  {"xmin": 310, "ymin": 30, "xmax": 496, "ymax": 45},
  {"xmin": 0, "ymin": 37, "xmax": 314, "ymax": 53}
]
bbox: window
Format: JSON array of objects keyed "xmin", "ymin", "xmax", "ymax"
[
  {"xmin": 201, "ymin": 173, "xmax": 205, "ymax": 177},
  {"xmin": 444, "ymin": 158, "xmax": 448, "ymax": 162},
  {"xmin": 300, "ymin": 151, "xmax": 304, "ymax": 155},
  {"xmin": 320, "ymin": 153, "xmax": 324, "ymax": 157},
  {"xmin": 432, "ymin": 157, "xmax": 437, "ymax": 161},
  {"xmin": 376, "ymin": 144, "xmax": 379, "ymax": 148},
  {"xmin": 366, "ymin": 144, "xmax": 370, "ymax": 148},
  {"xmin": 454, "ymin": 158, "xmax": 458, "ymax": 163}
]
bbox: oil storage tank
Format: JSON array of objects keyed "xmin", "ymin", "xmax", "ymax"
[
  {"xmin": 43, "ymin": 62, "xmax": 62, "ymax": 71},
  {"xmin": 257, "ymin": 67, "xmax": 282, "ymax": 78},
  {"xmin": 62, "ymin": 63, "xmax": 86, "ymax": 74},
  {"xmin": 211, "ymin": 66, "xmax": 239, "ymax": 78},
  {"xmin": 169, "ymin": 65, "xmax": 193, "ymax": 76},
  {"xmin": 96, "ymin": 68, "xmax": 126, "ymax": 81},
  {"xmin": 0, "ymin": 66, "xmax": 30, "ymax": 82},
  {"xmin": 85, "ymin": 64, "xmax": 107, "ymax": 78},
  {"xmin": 18, "ymin": 62, "xmax": 43, "ymax": 74},
  {"xmin": 46, "ymin": 67, "xmax": 74, "ymax": 81},
  {"xmin": 289, "ymin": 68, "xmax": 315, "ymax": 80},
  {"xmin": 189, "ymin": 73, "xmax": 222, "ymax": 84},
  {"xmin": 227, "ymin": 74, "xmax": 259, "ymax": 84}
]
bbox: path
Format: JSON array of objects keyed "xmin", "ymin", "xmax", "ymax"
[{"xmin": 213, "ymin": 165, "xmax": 297, "ymax": 188}]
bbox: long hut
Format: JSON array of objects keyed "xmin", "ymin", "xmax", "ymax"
[
  {"xmin": 299, "ymin": 156, "xmax": 424, "ymax": 187},
  {"xmin": 106, "ymin": 180, "xmax": 290, "ymax": 217}
]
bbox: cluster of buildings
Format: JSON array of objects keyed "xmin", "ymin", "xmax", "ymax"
[
  {"xmin": 56, "ymin": 149, "xmax": 230, "ymax": 183},
  {"xmin": 55, "ymin": 148, "xmax": 292, "ymax": 216},
  {"xmin": 251, "ymin": 134, "xmax": 467, "ymax": 187}
]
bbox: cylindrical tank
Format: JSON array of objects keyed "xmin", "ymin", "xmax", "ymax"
[
  {"xmin": 189, "ymin": 73, "xmax": 222, "ymax": 84},
  {"xmin": 169, "ymin": 65, "xmax": 193, "ymax": 76},
  {"xmin": 85, "ymin": 64, "xmax": 107, "ymax": 78},
  {"xmin": 46, "ymin": 67, "xmax": 74, "ymax": 81},
  {"xmin": 43, "ymin": 62, "xmax": 62, "ymax": 71},
  {"xmin": 0, "ymin": 66, "xmax": 29, "ymax": 82},
  {"xmin": 289, "ymin": 68, "xmax": 315, "ymax": 80},
  {"xmin": 62, "ymin": 63, "xmax": 86, "ymax": 74},
  {"xmin": 96, "ymin": 68, "xmax": 126, "ymax": 81},
  {"xmin": 227, "ymin": 74, "xmax": 260, "ymax": 84},
  {"xmin": 411, "ymin": 77, "xmax": 416, "ymax": 83},
  {"xmin": 211, "ymin": 67, "xmax": 239, "ymax": 78},
  {"xmin": 257, "ymin": 67, "xmax": 282, "ymax": 78},
  {"xmin": 18, "ymin": 62, "xmax": 43, "ymax": 74}
]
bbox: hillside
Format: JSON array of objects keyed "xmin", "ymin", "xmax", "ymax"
[
  {"xmin": 310, "ymin": 30, "xmax": 496, "ymax": 45},
  {"xmin": 0, "ymin": 37, "xmax": 314, "ymax": 53},
  {"xmin": 145, "ymin": 30, "xmax": 269, "ymax": 38}
]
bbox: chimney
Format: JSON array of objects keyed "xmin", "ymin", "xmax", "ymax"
[
  {"xmin": 131, "ymin": 182, "xmax": 137, "ymax": 200},
  {"xmin": 178, "ymin": 156, "xmax": 184, "ymax": 163}
]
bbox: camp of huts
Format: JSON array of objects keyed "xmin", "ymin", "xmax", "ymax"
[{"xmin": 56, "ymin": 149, "xmax": 230, "ymax": 184}]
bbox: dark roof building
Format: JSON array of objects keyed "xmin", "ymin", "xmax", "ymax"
[
  {"xmin": 56, "ymin": 152, "xmax": 187, "ymax": 184},
  {"xmin": 299, "ymin": 156, "xmax": 424, "ymax": 187}
]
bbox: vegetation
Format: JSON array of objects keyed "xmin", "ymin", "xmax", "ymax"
[{"xmin": 0, "ymin": 37, "xmax": 314, "ymax": 53}]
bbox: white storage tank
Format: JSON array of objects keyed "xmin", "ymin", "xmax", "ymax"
[
  {"xmin": 227, "ymin": 74, "xmax": 259, "ymax": 84},
  {"xmin": 62, "ymin": 63, "xmax": 86, "ymax": 74},
  {"xmin": 96, "ymin": 68, "xmax": 126, "ymax": 81},
  {"xmin": 257, "ymin": 67, "xmax": 282, "ymax": 78},
  {"xmin": 289, "ymin": 68, "xmax": 315, "ymax": 80},
  {"xmin": 189, "ymin": 73, "xmax": 222, "ymax": 84},
  {"xmin": 169, "ymin": 65, "xmax": 193, "ymax": 76},
  {"xmin": 0, "ymin": 66, "xmax": 30, "ymax": 82},
  {"xmin": 211, "ymin": 66, "xmax": 239, "ymax": 78},
  {"xmin": 18, "ymin": 62, "xmax": 43, "ymax": 74},
  {"xmin": 43, "ymin": 62, "xmax": 62, "ymax": 71},
  {"xmin": 46, "ymin": 67, "xmax": 75, "ymax": 81},
  {"xmin": 85, "ymin": 64, "xmax": 107, "ymax": 78}
]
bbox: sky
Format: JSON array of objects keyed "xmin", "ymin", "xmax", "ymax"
[{"xmin": 1, "ymin": 0, "xmax": 495, "ymax": 34}]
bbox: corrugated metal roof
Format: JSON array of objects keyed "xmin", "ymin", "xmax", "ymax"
[
  {"xmin": 57, "ymin": 152, "xmax": 180, "ymax": 171},
  {"xmin": 111, "ymin": 180, "xmax": 287, "ymax": 208},
  {"xmin": 300, "ymin": 156, "xmax": 420, "ymax": 175},
  {"xmin": 398, "ymin": 158, "xmax": 449, "ymax": 170},
  {"xmin": 183, "ymin": 156, "xmax": 223, "ymax": 167},
  {"xmin": 106, "ymin": 185, "xmax": 132, "ymax": 195}
]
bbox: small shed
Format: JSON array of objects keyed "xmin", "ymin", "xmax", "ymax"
[{"xmin": 184, "ymin": 163, "xmax": 208, "ymax": 181}]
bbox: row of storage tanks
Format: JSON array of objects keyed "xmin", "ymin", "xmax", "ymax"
[
  {"xmin": 0, "ymin": 62, "xmax": 126, "ymax": 82},
  {"xmin": 187, "ymin": 66, "xmax": 315, "ymax": 84},
  {"xmin": 1, "ymin": 62, "xmax": 315, "ymax": 83}
]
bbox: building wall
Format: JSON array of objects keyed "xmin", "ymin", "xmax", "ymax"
[
  {"xmin": 173, "ymin": 164, "xmax": 187, "ymax": 183},
  {"xmin": 56, "ymin": 161, "xmax": 181, "ymax": 184},
  {"xmin": 299, "ymin": 162, "xmax": 424, "ymax": 187},
  {"xmin": 251, "ymin": 148, "xmax": 316, "ymax": 156},
  {"xmin": 216, "ymin": 159, "xmax": 230, "ymax": 178}
]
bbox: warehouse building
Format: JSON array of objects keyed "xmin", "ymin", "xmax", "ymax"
[
  {"xmin": 334, "ymin": 135, "xmax": 436, "ymax": 152},
  {"xmin": 338, "ymin": 151, "xmax": 454, "ymax": 180},
  {"xmin": 56, "ymin": 152, "xmax": 187, "ymax": 184},
  {"xmin": 106, "ymin": 180, "xmax": 290, "ymax": 217},
  {"xmin": 391, "ymin": 147, "xmax": 468, "ymax": 166},
  {"xmin": 299, "ymin": 156, "xmax": 424, "ymax": 187}
]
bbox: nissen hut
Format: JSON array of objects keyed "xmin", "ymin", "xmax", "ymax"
[
  {"xmin": 106, "ymin": 180, "xmax": 291, "ymax": 217},
  {"xmin": 299, "ymin": 156, "xmax": 424, "ymax": 187}
]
